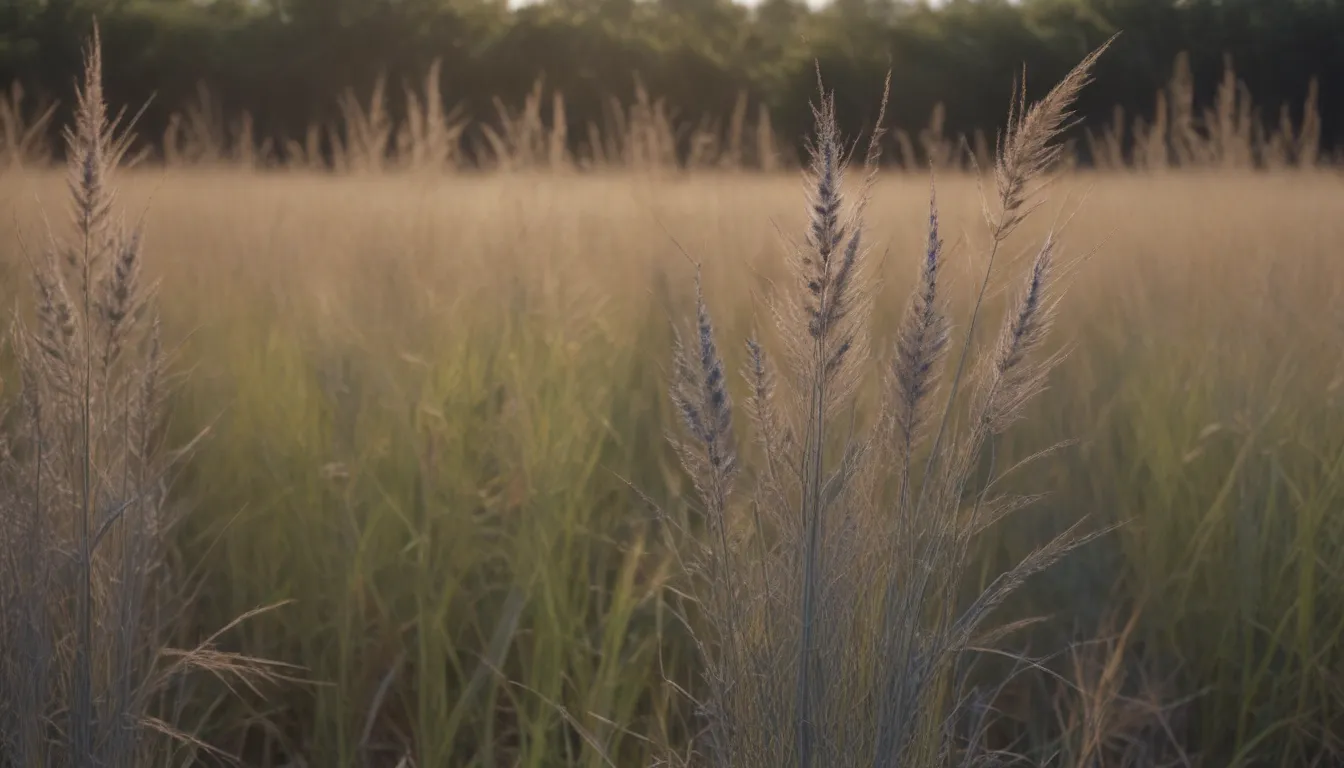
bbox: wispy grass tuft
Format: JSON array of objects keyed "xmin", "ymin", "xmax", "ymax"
[
  {"xmin": 0, "ymin": 28, "xmax": 286, "ymax": 768},
  {"xmin": 668, "ymin": 42, "xmax": 1113, "ymax": 768}
]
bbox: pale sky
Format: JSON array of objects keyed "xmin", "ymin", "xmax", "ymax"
[
  {"xmin": 507, "ymin": 0, "xmax": 951, "ymax": 9},
  {"xmin": 732, "ymin": 0, "xmax": 946, "ymax": 6}
]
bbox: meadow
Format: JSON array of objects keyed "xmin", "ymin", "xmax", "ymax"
[{"xmin": 3, "ymin": 38, "xmax": 1344, "ymax": 768}]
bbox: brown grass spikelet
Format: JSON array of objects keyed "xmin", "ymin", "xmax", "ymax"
[
  {"xmin": 742, "ymin": 337, "xmax": 792, "ymax": 478},
  {"xmin": 890, "ymin": 176, "xmax": 951, "ymax": 458},
  {"xmin": 396, "ymin": 58, "xmax": 469, "ymax": 173},
  {"xmin": 994, "ymin": 36, "xmax": 1114, "ymax": 240},
  {"xmin": 338, "ymin": 71, "xmax": 392, "ymax": 174},
  {"xmin": 976, "ymin": 234, "xmax": 1064, "ymax": 434},
  {"xmin": 670, "ymin": 270, "xmax": 739, "ymax": 516},
  {"xmin": 774, "ymin": 69, "xmax": 889, "ymax": 432},
  {"xmin": 64, "ymin": 33, "xmax": 113, "ymax": 242},
  {"xmin": 96, "ymin": 223, "xmax": 153, "ymax": 375},
  {"xmin": 0, "ymin": 81, "xmax": 58, "ymax": 170}
]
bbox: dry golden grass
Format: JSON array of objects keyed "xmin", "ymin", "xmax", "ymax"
[{"xmin": 3, "ymin": 160, "xmax": 1344, "ymax": 765}]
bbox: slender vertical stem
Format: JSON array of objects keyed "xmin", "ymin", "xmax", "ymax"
[
  {"xmin": 74, "ymin": 169, "xmax": 96, "ymax": 768},
  {"xmin": 795, "ymin": 336, "xmax": 827, "ymax": 768}
]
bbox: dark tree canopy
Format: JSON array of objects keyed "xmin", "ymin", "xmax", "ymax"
[{"xmin": 2, "ymin": 0, "xmax": 1341, "ymax": 164}]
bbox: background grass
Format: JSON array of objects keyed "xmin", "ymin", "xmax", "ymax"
[{"xmin": 2, "ymin": 168, "xmax": 1344, "ymax": 766}]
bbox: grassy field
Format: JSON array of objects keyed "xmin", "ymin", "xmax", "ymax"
[{"xmin": 4, "ymin": 160, "xmax": 1344, "ymax": 766}]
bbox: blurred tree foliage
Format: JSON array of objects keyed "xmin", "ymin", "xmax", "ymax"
[{"xmin": 2, "ymin": 0, "xmax": 1341, "ymax": 162}]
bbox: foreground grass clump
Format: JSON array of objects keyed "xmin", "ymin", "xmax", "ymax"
[
  {"xmin": 0, "ymin": 30, "xmax": 283, "ymax": 768},
  {"xmin": 665, "ymin": 48, "xmax": 1119, "ymax": 767},
  {"xmin": 3, "ymin": 110, "xmax": 1344, "ymax": 768}
]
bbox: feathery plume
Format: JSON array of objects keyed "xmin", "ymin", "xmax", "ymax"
[
  {"xmin": 670, "ymin": 270, "xmax": 738, "ymax": 510},
  {"xmin": 892, "ymin": 177, "xmax": 951, "ymax": 455},
  {"xmin": 994, "ymin": 37, "xmax": 1114, "ymax": 240},
  {"xmin": 980, "ymin": 235, "xmax": 1062, "ymax": 433}
]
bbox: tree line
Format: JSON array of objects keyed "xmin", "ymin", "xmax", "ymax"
[{"xmin": 2, "ymin": 0, "xmax": 1341, "ymax": 168}]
